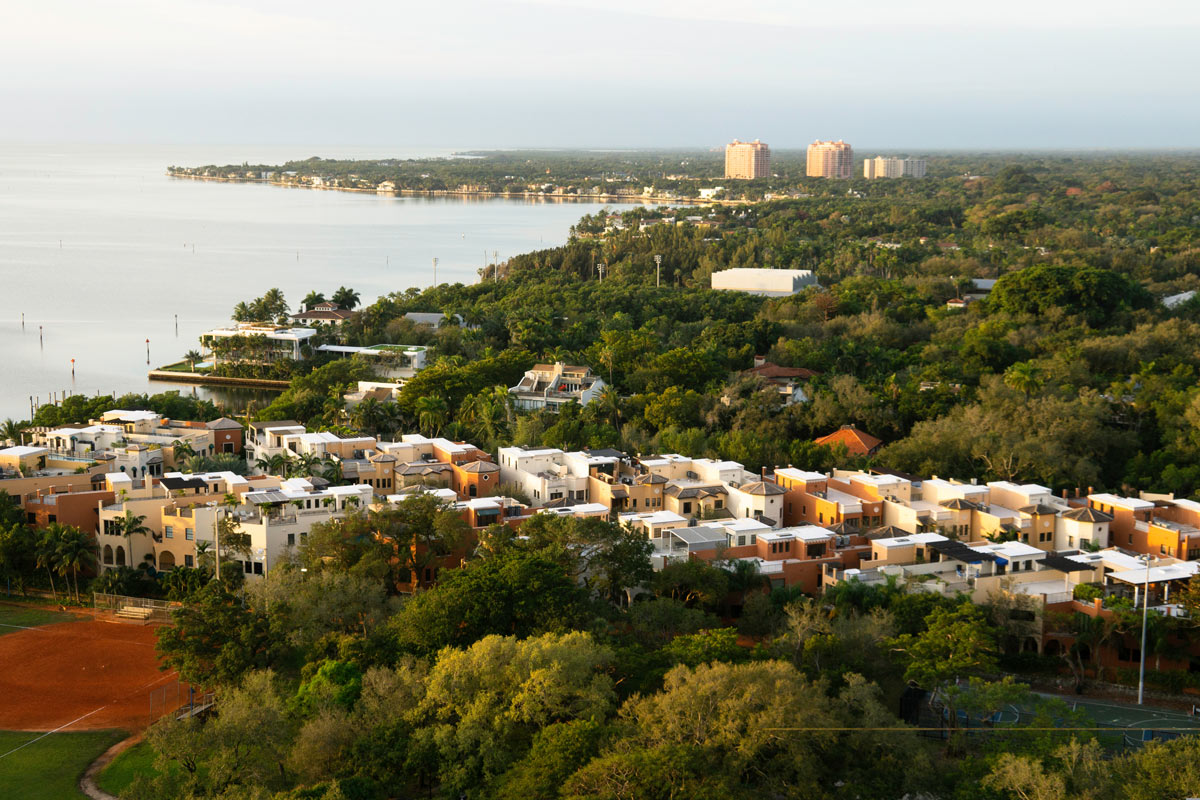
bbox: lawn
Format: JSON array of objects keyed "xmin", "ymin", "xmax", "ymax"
[
  {"xmin": 0, "ymin": 605, "xmax": 77, "ymax": 636},
  {"xmin": 0, "ymin": 729, "xmax": 125, "ymax": 800},
  {"xmin": 97, "ymin": 741, "xmax": 160, "ymax": 797}
]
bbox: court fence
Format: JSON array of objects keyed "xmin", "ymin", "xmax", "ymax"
[
  {"xmin": 93, "ymin": 592, "xmax": 181, "ymax": 624},
  {"xmin": 149, "ymin": 681, "xmax": 216, "ymax": 725}
]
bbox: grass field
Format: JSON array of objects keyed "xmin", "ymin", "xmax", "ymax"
[
  {"xmin": 97, "ymin": 741, "xmax": 159, "ymax": 797},
  {"xmin": 0, "ymin": 729, "xmax": 125, "ymax": 800},
  {"xmin": 0, "ymin": 605, "xmax": 77, "ymax": 636}
]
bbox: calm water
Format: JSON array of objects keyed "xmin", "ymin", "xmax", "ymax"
[{"xmin": 0, "ymin": 144, "xmax": 633, "ymax": 420}]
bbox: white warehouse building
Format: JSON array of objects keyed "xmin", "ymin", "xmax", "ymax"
[{"xmin": 710, "ymin": 268, "xmax": 818, "ymax": 297}]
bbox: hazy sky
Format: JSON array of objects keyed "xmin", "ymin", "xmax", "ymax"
[{"xmin": 4, "ymin": 0, "xmax": 1198, "ymax": 148}]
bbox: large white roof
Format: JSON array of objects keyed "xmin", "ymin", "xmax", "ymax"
[
  {"xmin": 775, "ymin": 467, "xmax": 826, "ymax": 482},
  {"xmin": 0, "ymin": 445, "xmax": 48, "ymax": 458},
  {"xmin": 1088, "ymin": 493, "xmax": 1154, "ymax": 511},
  {"xmin": 873, "ymin": 532, "xmax": 947, "ymax": 548}
]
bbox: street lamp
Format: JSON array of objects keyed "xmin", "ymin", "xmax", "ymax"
[
  {"xmin": 654, "ymin": 254, "xmax": 662, "ymax": 288},
  {"xmin": 1138, "ymin": 553, "xmax": 1152, "ymax": 705}
]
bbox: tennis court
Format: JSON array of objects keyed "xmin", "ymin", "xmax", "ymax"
[{"xmin": 990, "ymin": 693, "xmax": 1200, "ymax": 749}]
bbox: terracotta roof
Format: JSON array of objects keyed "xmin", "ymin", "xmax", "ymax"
[
  {"xmin": 369, "ymin": 452, "xmax": 397, "ymax": 463},
  {"xmin": 1062, "ymin": 506, "xmax": 1114, "ymax": 523},
  {"xmin": 868, "ymin": 525, "xmax": 911, "ymax": 538},
  {"xmin": 291, "ymin": 309, "xmax": 353, "ymax": 321},
  {"xmin": 814, "ymin": 425, "xmax": 883, "ymax": 456},
  {"xmin": 635, "ymin": 473, "xmax": 668, "ymax": 485},
  {"xmin": 940, "ymin": 498, "xmax": 979, "ymax": 511},
  {"xmin": 1020, "ymin": 503, "xmax": 1061, "ymax": 515},
  {"xmin": 458, "ymin": 460, "xmax": 499, "ymax": 474},
  {"xmin": 396, "ymin": 462, "xmax": 451, "ymax": 476},
  {"xmin": 205, "ymin": 417, "xmax": 243, "ymax": 430},
  {"xmin": 746, "ymin": 362, "xmax": 819, "ymax": 380},
  {"xmin": 738, "ymin": 481, "xmax": 786, "ymax": 496}
]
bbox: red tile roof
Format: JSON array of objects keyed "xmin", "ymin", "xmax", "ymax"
[
  {"xmin": 746, "ymin": 362, "xmax": 819, "ymax": 380},
  {"xmin": 814, "ymin": 425, "xmax": 883, "ymax": 457}
]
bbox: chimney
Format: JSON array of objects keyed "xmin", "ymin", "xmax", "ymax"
[
  {"xmin": 1087, "ymin": 486, "xmax": 1093, "ymax": 496},
  {"xmin": 761, "ymin": 466, "xmax": 767, "ymax": 480},
  {"xmin": 1075, "ymin": 487, "xmax": 1081, "ymax": 498},
  {"xmin": 753, "ymin": 355, "xmax": 766, "ymax": 368},
  {"xmin": 1061, "ymin": 489, "xmax": 1068, "ymax": 499}
]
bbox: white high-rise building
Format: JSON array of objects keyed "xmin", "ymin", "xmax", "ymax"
[
  {"xmin": 863, "ymin": 156, "xmax": 927, "ymax": 179},
  {"xmin": 903, "ymin": 158, "xmax": 928, "ymax": 178}
]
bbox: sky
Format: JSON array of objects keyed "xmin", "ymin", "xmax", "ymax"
[{"xmin": 3, "ymin": 0, "xmax": 1198, "ymax": 149}]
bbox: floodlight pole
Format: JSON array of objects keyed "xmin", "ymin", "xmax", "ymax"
[{"xmin": 1138, "ymin": 554, "xmax": 1151, "ymax": 705}]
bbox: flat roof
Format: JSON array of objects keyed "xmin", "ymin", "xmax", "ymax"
[
  {"xmin": 970, "ymin": 541, "xmax": 1044, "ymax": 559},
  {"xmin": 1088, "ymin": 493, "xmax": 1154, "ymax": 511},
  {"xmin": 0, "ymin": 445, "xmax": 49, "ymax": 458},
  {"xmin": 873, "ymin": 532, "xmax": 947, "ymax": 548},
  {"xmin": 774, "ymin": 467, "xmax": 826, "ymax": 482},
  {"xmin": 1109, "ymin": 563, "xmax": 1200, "ymax": 585},
  {"xmin": 769, "ymin": 525, "xmax": 835, "ymax": 542}
]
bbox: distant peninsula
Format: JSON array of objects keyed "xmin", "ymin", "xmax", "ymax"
[{"xmin": 167, "ymin": 149, "xmax": 828, "ymax": 204}]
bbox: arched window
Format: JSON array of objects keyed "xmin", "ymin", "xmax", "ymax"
[
  {"xmin": 115, "ymin": 545, "xmax": 126, "ymax": 566},
  {"xmin": 469, "ymin": 485, "xmax": 477, "ymax": 497},
  {"xmin": 103, "ymin": 545, "xmax": 113, "ymax": 565},
  {"xmin": 158, "ymin": 551, "xmax": 176, "ymax": 569}
]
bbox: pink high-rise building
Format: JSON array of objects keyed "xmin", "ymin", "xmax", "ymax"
[
  {"xmin": 724, "ymin": 139, "xmax": 771, "ymax": 179},
  {"xmin": 806, "ymin": 140, "xmax": 854, "ymax": 179}
]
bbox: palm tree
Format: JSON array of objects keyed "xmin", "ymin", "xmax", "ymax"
[
  {"xmin": 301, "ymin": 290, "xmax": 326, "ymax": 309},
  {"xmin": 595, "ymin": 385, "xmax": 622, "ymax": 428},
  {"xmin": 291, "ymin": 452, "xmax": 319, "ymax": 478},
  {"xmin": 35, "ymin": 528, "xmax": 61, "ymax": 601},
  {"xmin": 415, "ymin": 394, "xmax": 449, "ymax": 437},
  {"xmin": 331, "ymin": 286, "xmax": 360, "ymax": 310},
  {"xmin": 54, "ymin": 526, "xmax": 94, "ymax": 603},
  {"xmin": 1004, "ymin": 362, "xmax": 1043, "ymax": 400},
  {"xmin": 354, "ymin": 397, "xmax": 384, "ymax": 435},
  {"xmin": 1, "ymin": 418, "xmax": 27, "ymax": 447},
  {"xmin": 319, "ymin": 458, "xmax": 343, "ymax": 484},
  {"xmin": 172, "ymin": 440, "xmax": 196, "ymax": 462},
  {"xmin": 184, "ymin": 350, "xmax": 203, "ymax": 372},
  {"xmin": 195, "ymin": 540, "xmax": 215, "ymax": 571},
  {"xmin": 115, "ymin": 510, "xmax": 151, "ymax": 541}
]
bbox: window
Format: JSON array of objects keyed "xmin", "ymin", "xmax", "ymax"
[
  {"xmin": 738, "ymin": 535, "xmax": 746, "ymax": 546},
  {"xmin": 715, "ymin": 500, "xmax": 723, "ymax": 509},
  {"xmin": 164, "ymin": 526, "xmax": 174, "ymax": 539},
  {"xmin": 1161, "ymin": 545, "xmax": 1168, "ymax": 555},
  {"xmin": 185, "ymin": 528, "xmax": 194, "ymax": 541},
  {"xmin": 683, "ymin": 501, "xmax": 692, "ymax": 514},
  {"xmin": 253, "ymin": 562, "xmax": 263, "ymax": 575},
  {"xmin": 243, "ymin": 561, "xmax": 252, "ymax": 574},
  {"xmin": 287, "ymin": 533, "xmax": 295, "ymax": 547},
  {"xmin": 184, "ymin": 555, "xmax": 194, "ymax": 567},
  {"xmin": 1068, "ymin": 537, "xmax": 1075, "ymax": 548}
]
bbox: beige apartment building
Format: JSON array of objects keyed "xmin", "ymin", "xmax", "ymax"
[
  {"xmin": 724, "ymin": 139, "xmax": 770, "ymax": 179},
  {"xmin": 806, "ymin": 140, "xmax": 854, "ymax": 179}
]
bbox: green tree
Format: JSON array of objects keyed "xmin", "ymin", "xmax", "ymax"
[
  {"xmin": 388, "ymin": 549, "xmax": 597, "ymax": 654},
  {"xmin": 156, "ymin": 581, "xmax": 277, "ymax": 686}
]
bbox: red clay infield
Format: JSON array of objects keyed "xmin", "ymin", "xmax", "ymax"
[{"xmin": 0, "ymin": 615, "xmax": 176, "ymax": 732}]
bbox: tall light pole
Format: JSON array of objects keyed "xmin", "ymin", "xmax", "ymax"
[
  {"xmin": 654, "ymin": 254, "xmax": 662, "ymax": 288},
  {"xmin": 432, "ymin": 257, "xmax": 438, "ymax": 288},
  {"xmin": 1138, "ymin": 554, "xmax": 1152, "ymax": 705}
]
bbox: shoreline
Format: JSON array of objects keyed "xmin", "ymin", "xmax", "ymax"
[
  {"xmin": 147, "ymin": 370, "xmax": 291, "ymax": 390},
  {"xmin": 165, "ymin": 172, "xmax": 744, "ymax": 206}
]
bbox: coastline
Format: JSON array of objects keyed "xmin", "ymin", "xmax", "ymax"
[{"xmin": 165, "ymin": 172, "xmax": 741, "ymax": 206}]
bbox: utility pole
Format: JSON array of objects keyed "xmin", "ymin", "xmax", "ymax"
[
  {"xmin": 1138, "ymin": 554, "xmax": 1152, "ymax": 705},
  {"xmin": 654, "ymin": 254, "xmax": 662, "ymax": 288},
  {"xmin": 432, "ymin": 257, "xmax": 438, "ymax": 287}
]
